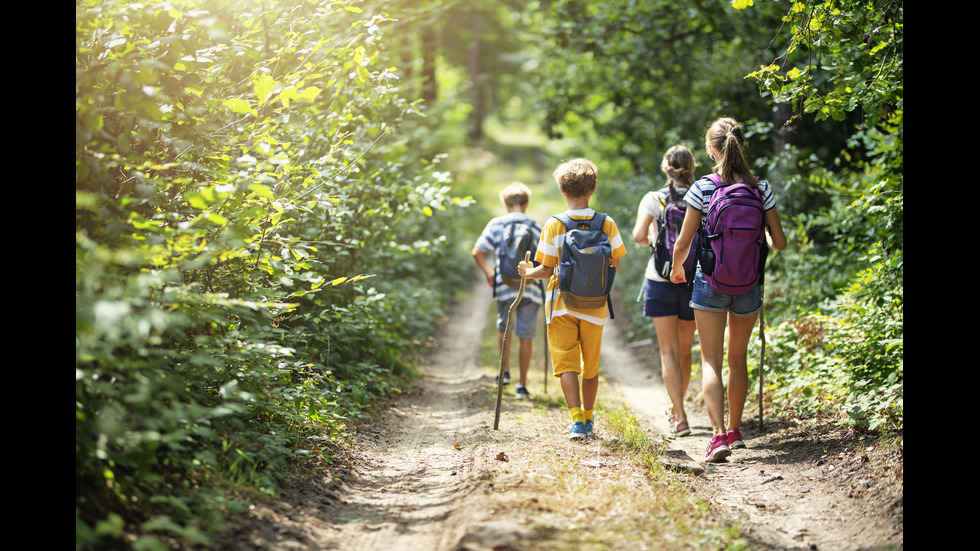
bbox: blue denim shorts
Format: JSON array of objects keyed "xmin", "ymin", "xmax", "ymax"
[
  {"xmin": 690, "ymin": 268, "xmax": 763, "ymax": 317},
  {"xmin": 496, "ymin": 298, "xmax": 540, "ymax": 338},
  {"xmin": 642, "ymin": 279, "xmax": 695, "ymax": 321}
]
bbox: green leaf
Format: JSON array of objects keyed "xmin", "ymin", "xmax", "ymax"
[
  {"xmin": 356, "ymin": 66, "xmax": 371, "ymax": 83},
  {"xmin": 223, "ymin": 98, "xmax": 256, "ymax": 116},
  {"xmin": 254, "ymin": 73, "xmax": 277, "ymax": 106}
]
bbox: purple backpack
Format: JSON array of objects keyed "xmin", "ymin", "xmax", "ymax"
[
  {"xmin": 697, "ymin": 174, "xmax": 769, "ymax": 294},
  {"xmin": 653, "ymin": 187, "xmax": 698, "ymax": 284}
]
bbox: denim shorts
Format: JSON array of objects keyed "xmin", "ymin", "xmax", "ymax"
[
  {"xmin": 690, "ymin": 268, "xmax": 763, "ymax": 317},
  {"xmin": 642, "ymin": 279, "xmax": 695, "ymax": 321},
  {"xmin": 496, "ymin": 298, "xmax": 540, "ymax": 338}
]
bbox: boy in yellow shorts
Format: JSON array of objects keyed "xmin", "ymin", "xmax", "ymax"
[{"xmin": 518, "ymin": 158, "xmax": 627, "ymax": 439}]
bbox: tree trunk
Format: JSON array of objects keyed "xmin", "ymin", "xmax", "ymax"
[{"xmin": 466, "ymin": 12, "xmax": 484, "ymax": 141}]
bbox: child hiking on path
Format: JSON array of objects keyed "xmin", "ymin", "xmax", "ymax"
[
  {"xmin": 472, "ymin": 182, "xmax": 544, "ymax": 399},
  {"xmin": 631, "ymin": 145, "xmax": 699, "ymax": 438},
  {"xmin": 669, "ymin": 117, "xmax": 787, "ymax": 463},
  {"xmin": 518, "ymin": 159, "xmax": 627, "ymax": 440}
]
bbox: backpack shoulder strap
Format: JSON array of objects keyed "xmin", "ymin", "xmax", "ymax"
[
  {"xmin": 553, "ymin": 213, "xmax": 573, "ymax": 230},
  {"xmin": 555, "ymin": 212, "xmax": 603, "ymax": 231},
  {"xmin": 589, "ymin": 212, "xmax": 606, "ymax": 231}
]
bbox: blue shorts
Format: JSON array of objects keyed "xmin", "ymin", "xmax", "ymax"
[
  {"xmin": 690, "ymin": 268, "xmax": 763, "ymax": 317},
  {"xmin": 496, "ymin": 298, "xmax": 540, "ymax": 338},
  {"xmin": 642, "ymin": 279, "xmax": 695, "ymax": 321}
]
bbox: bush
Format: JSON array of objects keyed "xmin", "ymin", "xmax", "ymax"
[{"xmin": 76, "ymin": 1, "xmax": 470, "ymax": 548}]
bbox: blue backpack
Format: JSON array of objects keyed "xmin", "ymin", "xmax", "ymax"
[
  {"xmin": 697, "ymin": 174, "xmax": 769, "ymax": 294},
  {"xmin": 496, "ymin": 218, "xmax": 538, "ymax": 291},
  {"xmin": 555, "ymin": 212, "xmax": 617, "ymax": 318},
  {"xmin": 653, "ymin": 186, "xmax": 698, "ymax": 284}
]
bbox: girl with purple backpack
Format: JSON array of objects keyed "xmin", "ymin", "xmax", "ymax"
[
  {"xmin": 631, "ymin": 145, "xmax": 699, "ymax": 438},
  {"xmin": 670, "ymin": 117, "xmax": 787, "ymax": 463}
]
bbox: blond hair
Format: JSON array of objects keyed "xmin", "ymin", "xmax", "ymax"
[
  {"xmin": 706, "ymin": 117, "xmax": 756, "ymax": 186},
  {"xmin": 499, "ymin": 182, "xmax": 532, "ymax": 208},
  {"xmin": 553, "ymin": 158, "xmax": 598, "ymax": 198}
]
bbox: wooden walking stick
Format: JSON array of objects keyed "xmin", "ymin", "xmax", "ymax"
[
  {"xmin": 758, "ymin": 301, "xmax": 766, "ymax": 430},
  {"xmin": 543, "ymin": 302, "xmax": 548, "ymax": 394},
  {"xmin": 494, "ymin": 251, "xmax": 530, "ymax": 430}
]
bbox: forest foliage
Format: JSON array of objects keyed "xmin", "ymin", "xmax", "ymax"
[
  {"xmin": 526, "ymin": 0, "xmax": 902, "ymax": 432},
  {"xmin": 76, "ymin": 1, "xmax": 472, "ymax": 548},
  {"xmin": 76, "ymin": 0, "xmax": 902, "ymax": 549}
]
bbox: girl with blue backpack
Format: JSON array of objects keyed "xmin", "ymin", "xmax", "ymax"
[
  {"xmin": 631, "ymin": 145, "xmax": 699, "ymax": 438},
  {"xmin": 670, "ymin": 117, "xmax": 787, "ymax": 463}
]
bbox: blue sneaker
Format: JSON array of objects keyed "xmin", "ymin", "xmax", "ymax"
[
  {"xmin": 569, "ymin": 421, "xmax": 587, "ymax": 440},
  {"xmin": 584, "ymin": 419, "xmax": 594, "ymax": 437}
]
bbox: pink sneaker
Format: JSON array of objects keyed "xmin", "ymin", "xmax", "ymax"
[
  {"xmin": 705, "ymin": 434, "xmax": 731, "ymax": 463},
  {"xmin": 727, "ymin": 428, "xmax": 745, "ymax": 449}
]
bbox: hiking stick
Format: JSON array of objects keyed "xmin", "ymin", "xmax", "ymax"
[
  {"xmin": 543, "ymin": 306, "xmax": 549, "ymax": 393},
  {"xmin": 758, "ymin": 301, "xmax": 766, "ymax": 430},
  {"xmin": 494, "ymin": 251, "xmax": 530, "ymax": 430}
]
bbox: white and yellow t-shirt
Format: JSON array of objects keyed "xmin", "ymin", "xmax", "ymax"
[{"xmin": 535, "ymin": 208, "xmax": 627, "ymax": 326}]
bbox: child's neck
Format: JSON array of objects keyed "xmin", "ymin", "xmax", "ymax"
[{"xmin": 565, "ymin": 196, "xmax": 591, "ymax": 211}]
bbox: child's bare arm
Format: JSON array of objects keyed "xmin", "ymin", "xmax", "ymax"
[
  {"xmin": 518, "ymin": 260, "xmax": 553, "ymax": 280},
  {"xmin": 471, "ymin": 246, "xmax": 495, "ymax": 287}
]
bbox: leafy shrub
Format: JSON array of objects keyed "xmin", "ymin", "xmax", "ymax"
[{"xmin": 76, "ymin": 1, "xmax": 470, "ymax": 548}]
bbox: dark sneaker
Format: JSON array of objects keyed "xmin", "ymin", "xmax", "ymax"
[
  {"xmin": 494, "ymin": 371, "xmax": 511, "ymax": 385},
  {"xmin": 705, "ymin": 434, "xmax": 731, "ymax": 463},
  {"xmin": 515, "ymin": 385, "xmax": 530, "ymax": 399}
]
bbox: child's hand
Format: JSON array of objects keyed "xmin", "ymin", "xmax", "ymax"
[
  {"xmin": 669, "ymin": 263, "xmax": 686, "ymax": 284},
  {"xmin": 517, "ymin": 260, "xmax": 533, "ymax": 278}
]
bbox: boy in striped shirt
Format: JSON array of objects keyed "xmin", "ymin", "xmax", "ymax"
[
  {"xmin": 518, "ymin": 159, "xmax": 627, "ymax": 439},
  {"xmin": 472, "ymin": 182, "xmax": 544, "ymax": 399}
]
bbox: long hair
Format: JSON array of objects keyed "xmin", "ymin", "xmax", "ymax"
[
  {"xmin": 706, "ymin": 117, "xmax": 756, "ymax": 186},
  {"xmin": 661, "ymin": 145, "xmax": 695, "ymax": 193}
]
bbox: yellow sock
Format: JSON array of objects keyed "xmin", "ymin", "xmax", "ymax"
[
  {"xmin": 584, "ymin": 408, "xmax": 594, "ymax": 422},
  {"xmin": 569, "ymin": 407, "xmax": 585, "ymax": 423}
]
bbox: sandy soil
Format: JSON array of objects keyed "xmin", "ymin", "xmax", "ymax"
[{"xmin": 217, "ymin": 281, "xmax": 903, "ymax": 550}]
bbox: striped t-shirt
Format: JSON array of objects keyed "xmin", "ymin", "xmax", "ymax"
[
  {"xmin": 474, "ymin": 212, "xmax": 545, "ymax": 305},
  {"xmin": 684, "ymin": 176, "xmax": 777, "ymax": 213}
]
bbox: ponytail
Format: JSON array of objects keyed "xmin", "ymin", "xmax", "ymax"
[{"xmin": 706, "ymin": 118, "xmax": 755, "ymax": 186}]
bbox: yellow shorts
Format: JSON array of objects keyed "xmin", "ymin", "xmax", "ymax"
[{"xmin": 547, "ymin": 315, "xmax": 603, "ymax": 379}]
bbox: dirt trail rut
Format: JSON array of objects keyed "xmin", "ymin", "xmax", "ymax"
[{"xmin": 222, "ymin": 280, "xmax": 902, "ymax": 550}]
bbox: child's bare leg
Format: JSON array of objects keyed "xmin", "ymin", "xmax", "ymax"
[
  {"xmin": 694, "ymin": 309, "xmax": 728, "ymax": 436},
  {"xmin": 581, "ymin": 376, "xmax": 598, "ymax": 411},
  {"xmin": 518, "ymin": 337, "xmax": 533, "ymax": 387},
  {"xmin": 560, "ymin": 372, "xmax": 581, "ymax": 409}
]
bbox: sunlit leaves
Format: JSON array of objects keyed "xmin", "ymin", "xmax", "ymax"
[
  {"xmin": 79, "ymin": 5, "xmax": 471, "ymax": 548},
  {"xmin": 223, "ymin": 97, "xmax": 256, "ymax": 116},
  {"xmin": 742, "ymin": 0, "xmax": 903, "ymax": 126},
  {"xmin": 254, "ymin": 73, "xmax": 277, "ymax": 106}
]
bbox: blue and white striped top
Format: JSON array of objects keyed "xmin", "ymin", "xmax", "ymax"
[
  {"xmin": 474, "ymin": 212, "xmax": 545, "ymax": 305},
  {"xmin": 684, "ymin": 176, "xmax": 777, "ymax": 213}
]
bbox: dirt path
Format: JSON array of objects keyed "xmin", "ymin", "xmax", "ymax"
[
  {"xmin": 221, "ymin": 281, "xmax": 902, "ymax": 550},
  {"xmin": 599, "ymin": 317, "xmax": 903, "ymax": 550}
]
